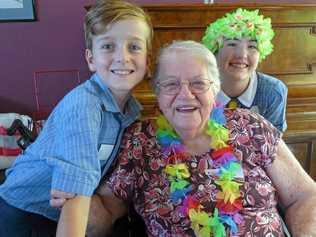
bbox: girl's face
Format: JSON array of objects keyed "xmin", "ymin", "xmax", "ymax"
[{"xmin": 216, "ymin": 38, "xmax": 260, "ymax": 83}]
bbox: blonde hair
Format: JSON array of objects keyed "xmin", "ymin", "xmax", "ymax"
[
  {"xmin": 84, "ymin": 0, "xmax": 153, "ymax": 51},
  {"xmin": 153, "ymin": 40, "xmax": 220, "ymax": 96}
]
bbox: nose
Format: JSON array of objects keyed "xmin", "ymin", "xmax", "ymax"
[
  {"xmin": 235, "ymin": 44, "xmax": 247, "ymax": 58},
  {"xmin": 177, "ymin": 82, "xmax": 195, "ymax": 98},
  {"xmin": 115, "ymin": 46, "xmax": 130, "ymax": 63}
]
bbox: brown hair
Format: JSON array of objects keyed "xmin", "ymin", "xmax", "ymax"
[{"xmin": 84, "ymin": 0, "xmax": 153, "ymax": 51}]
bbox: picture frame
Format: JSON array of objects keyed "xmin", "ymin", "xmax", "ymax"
[{"xmin": 0, "ymin": 0, "xmax": 36, "ymax": 22}]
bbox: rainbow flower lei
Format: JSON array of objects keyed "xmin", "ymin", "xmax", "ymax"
[{"xmin": 156, "ymin": 105, "xmax": 244, "ymax": 237}]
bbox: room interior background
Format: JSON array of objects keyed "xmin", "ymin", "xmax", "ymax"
[
  {"xmin": 1, "ymin": 0, "xmax": 316, "ymax": 183},
  {"xmin": 0, "ymin": 0, "xmax": 315, "ymax": 115}
]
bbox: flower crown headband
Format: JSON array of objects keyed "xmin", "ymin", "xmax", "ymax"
[{"xmin": 202, "ymin": 8, "xmax": 275, "ymax": 62}]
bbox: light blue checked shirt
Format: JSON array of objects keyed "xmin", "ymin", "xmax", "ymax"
[
  {"xmin": 0, "ymin": 73, "xmax": 141, "ymax": 221},
  {"xmin": 217, "ymin": 72, "xmax": 288, "ymax": 132}
]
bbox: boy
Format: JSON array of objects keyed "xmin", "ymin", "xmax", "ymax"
[{"xmin": 0, "ymin": 0, "xmax": 153, "ymax": 236}]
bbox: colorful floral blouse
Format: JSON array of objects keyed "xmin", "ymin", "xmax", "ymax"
[{"xmin": 107, "ymin": 109, "xmax": 285, "ymax": 236}]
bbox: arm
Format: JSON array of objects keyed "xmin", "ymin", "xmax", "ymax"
[
  {"xmin": 50, "ymin": 189, "xmax": 75, "ymax": 208},
  {"xmin": 85, "ymin": 121, "xmax": 147, "ymax": 236},
  {"xmin": 285, "ymin": 194, "xmax": 316, "ymax": 236},
  {"xmin": 50, "ymin": 187, "xmax": 127, "ymax": 237},
  {"xmin": 56, "ymin": 195, "xmax": 91, "ymax": 237},
  {"xmin": 262, "ymin": 81, "xmax": 288, "ymax": 132},
  {"xmin": 266, "ymin": 140, "xmax": 316, "ymax": 236},
  {"xmin": 86, "ymin": 187, "xmax": 128, "ymax": 237},
  {"xmin": 49, "ymin": 95, "xmax": 103, "ymax": 195}
]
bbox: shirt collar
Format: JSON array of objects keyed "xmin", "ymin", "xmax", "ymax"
[
  {"xmin": 216, "ymin": 72, "xmax": 258, "ymax": 108},
  {"xmin": 91, "ymin": 73, "xmax": 142, "ymax": 116},
  {"xmin": 237, "ymin": 72, "xmax": 258, "ymax": 108}
]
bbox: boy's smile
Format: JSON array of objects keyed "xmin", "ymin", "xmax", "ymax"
[
  {"xmin": 111, "ymin": 69, "xmax": 134, "ymax": 75},
  {"xmin": 85, "ymin": 18, "xmax": 150, "ymax": 105}
]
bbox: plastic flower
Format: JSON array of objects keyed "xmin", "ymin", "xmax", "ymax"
[{"xmin": 202, "ymin": 8, "xmax": 275, "ymax": 61}]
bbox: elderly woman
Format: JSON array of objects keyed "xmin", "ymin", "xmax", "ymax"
[
  {"xmin": 83, "ymin": 40, "xmax": 316, "ymax": 237},
  {"xmin": 202, "ymin": 8, "xmax": 288, "ymax": 132}
]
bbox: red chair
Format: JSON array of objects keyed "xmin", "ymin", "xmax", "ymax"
[{"xmin": 32, "ymin": 69, "xmax": 81, "ymax": 134}]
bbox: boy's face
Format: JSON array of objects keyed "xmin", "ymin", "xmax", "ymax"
[{"xmin": 85, "ymin": 19, "xmax": 149, "ymax": 97}]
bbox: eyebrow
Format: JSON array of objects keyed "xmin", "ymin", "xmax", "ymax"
[
  {"xmin": 162, "ymin": 75, "xmax": 208, "ymax": 80},
  {"xmin": 126, "ymin": 36, "xmax": 147, "ymax": 43},
  {"xmin": 95, "ymin": 35, "xmax": 146, "ymax": 44},
  {"xmin": 225, "ymin": 38, "xmax": 257, "ymax": 43}
]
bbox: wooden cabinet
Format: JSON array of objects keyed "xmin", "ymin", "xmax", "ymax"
[
  {"xmin": 284, "ymin": 133, "xmax": 316, "ymax": 180},
  {"xmin": 136, "ymin": 3, "xmax": 316, "ymax": 180}
]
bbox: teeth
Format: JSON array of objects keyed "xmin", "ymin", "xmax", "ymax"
[
  {"xmin": 111, "ymin": 69, "xmax": 132, "ymax": 75},
  {"xmin": 230, "ymin": 63, "xmax": 247, "ymax": 68},
  {"xmin": 176, "ymin": 106, "xmax": 197, "ymax": 112},
  {"xmin": 179, "ymin": 106, "xmax": 195, "ymax": 109}
]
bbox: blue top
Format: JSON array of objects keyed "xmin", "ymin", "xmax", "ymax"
[
  {"xmin": 0, "ymin": 73, "xmax": 141, "ymax": 221},
  {"xmin": 217, "ymin": 72, "xmax": 288, "ymax": 132}
]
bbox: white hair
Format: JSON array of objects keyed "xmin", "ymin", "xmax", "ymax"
[{"xmin": 152, "ymin": 40, "xmax": 220, "ymax": 96}]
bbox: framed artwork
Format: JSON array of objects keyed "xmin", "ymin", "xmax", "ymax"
[{"xmin": 0, "ymin": 0, "xmax": 36, "ymax": 22}]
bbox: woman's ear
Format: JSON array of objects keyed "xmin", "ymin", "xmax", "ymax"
[{"xmin": 85, "ymin": 49, "xmax": 96, "ymax": 72}]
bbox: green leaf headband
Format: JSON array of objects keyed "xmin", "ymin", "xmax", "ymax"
[{"xmin": 202, "ymin": 8, "xmax": 275, "ymax": 62}]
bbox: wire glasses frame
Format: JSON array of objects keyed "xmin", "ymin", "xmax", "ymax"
[{"xmin": 157, "ymin": 78, "xmax": 213, "ymax": 95}]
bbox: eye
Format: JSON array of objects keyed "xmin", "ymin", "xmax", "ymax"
[
  {"xmin": 226, "ymin": 42, "xmax": 237, "ymax": 47},
  {"xmin": 248, "ymin": 39, "xmax": 258, "ymax": 49},
  {"xmin": 191, "ymin": 80, "xmax": 205, "ymax": 86},
  {"xmin": 101, "ymin": 43, "xmax": 114, "ymax": 51},
  {"xmin": 162, "ymin": 80, "xmax": 179, "ymax": 88},
  {"xmin": 248, "ymin": 44, "xmax": 258, "ymax": 50},
  {"xmin": 129, "ymin": 43, "xmax": 143, "ymax": 52},
  {"xmin": 191, "ymin": 80, "xmax": 209, "ymax": 89},
  {"xmin": 160, "ymin": 80, "xmax": 180, "ymax": 93}
]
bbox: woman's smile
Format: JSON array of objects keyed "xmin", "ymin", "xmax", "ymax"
[{"xmin": 175, "ymin": 105, "xmax": 198, "ymax": 113}]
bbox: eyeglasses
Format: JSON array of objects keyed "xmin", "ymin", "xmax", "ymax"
[{"xmin": 157, "ymin": 78, "xmax": 213, "ymax": 95}]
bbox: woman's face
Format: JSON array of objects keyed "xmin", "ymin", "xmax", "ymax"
[
  {"xmin": 216, "ymin": 38, "xmax": 260, "ymax": 83},
  {"xmin": 157, "ymin": 52, "xmax": 215, "ymax": 137}
]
